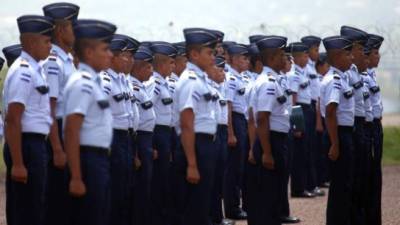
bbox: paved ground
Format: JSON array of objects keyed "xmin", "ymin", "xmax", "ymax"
[{"xmin": 0, "ymin": 166, "xmax": 399, "ymax": 225}]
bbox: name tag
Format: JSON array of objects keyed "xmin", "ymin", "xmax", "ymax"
[
  {"xmin": 370, "ymin": 86, "xmax": 380, "ymax": 94},
  {"xmin": 203, "ymin": 92, "xmax": 213, "ymax": 101},
  {"xmin": 299, "ymin": 81, "xmax": 309, "ymax": 89},
  {"xmin": 141, "ymin": 101, "xmax": 153, "ymax": 109},
  {"xmin": 343, "ymin": 90, "xmax": 354, "ymax": 99},
  {"xmin": 276, "ymin": 95, "xmax": 287, "ymax": 104},
  {"xmin": 237, "ymin": 88, "xmax": 245, "ymax": 95},
  {"xmin": 36, "ymin": 85, "xmax": 49, "ymax": 95},
  {"xmin": 113, "ymin": 93, "xmax": 125, "ymax": 102},
  {"xmin": 352, "ymin": 81, "xmax": 363, "ymax": 90},
  {"xmin": 97, "ymin": 100, "xmax": 110, "ymax": 109},
  {"xmin": 161, "ymin": 98, "xmax": 173, "ymax": 105}
]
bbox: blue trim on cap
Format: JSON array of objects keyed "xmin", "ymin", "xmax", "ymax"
[{"xmin": 43, "ymin": 2, "xmax": 80, "ymax": 21}]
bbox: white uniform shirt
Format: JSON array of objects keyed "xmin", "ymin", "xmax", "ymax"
[
  {"xmin": 346, "ymin": 64, "xmax": 365, "ymax": 117},
  {"xmin": 99, "ymin": 69, "xmax": 130, "ymax": 130},
  {"xmin": 288, "ymin": 64, "xmax": 312, "ymax": 104},
  {"xmin": 145, "ymin": 72, "xmax": 173, "ymax": 126},
  {"xmin": 278, "ymin": 73, "xmax": 293, "ymax": 115},
  {"xmin": 251, "ymin": 66, "xmax": 290, "ymax": 133},
  {"xmin": 320, "ymin": 67, "xmax": 355, "ymax": 126},
  {"xmin": 305, "ymin": 59, "xmax": 320, "ymax": 101},
  {"xmin": 63, "ymin": 63, "xmax": 113, "ymax": 148},
  {"xmin": 361, "ymin": 72, "xmax": 374, "ymax": 122},
  {"xmin": 126, "ymin": 75, "xmax": 140, "ymax": 131},
  {"xmin": 367, "ymin": 68, "xmax": 383, "ymax": 119},
  {"xmin": 41, "ymin": 44, "xmax": 76, "ymax": 118},
  {"xmin": 211, "ymin": 80, "xmax": 228, "ymax": 125},
  {"xmin": 3, "ymin": 51, "xmax": 52, "ymax": 135},
  {"xmin": 173, "ymin": 62, "xmax": 217, "ymax": 135},
  {"xmin": 225, "ymin": 68, "xmax": 251, "ymax": 115},
  {"xmin": 130, "ymin": 76, "xmax": 156, "ymax": 132}
]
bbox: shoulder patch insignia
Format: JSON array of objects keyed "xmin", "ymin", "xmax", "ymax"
[{"xmin": 82, "ymin": 72, "xmax": 92, "ymax": 80}]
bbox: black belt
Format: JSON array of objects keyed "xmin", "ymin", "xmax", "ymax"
[
  {"xmin": 113, "ymin": 129, "xmax": 129, "ymax": 136},
  {"xmin": 373, "ymin": 118, "xmax": 382, "ymax": 123},
  {"xmin": 154, "ymin": 125, "xmax": 172, "ymax": 132},
  {"xmin": 80, "ymin": 145, "xmax": 110, "ymax": 156},
  {"xmin": 232, "ymin": 111, "xmax": 246, "ymax": 118},
  {"xmin": 354, "ymin": 116, "xmax": 366, "ymax": 124},
  {"xmin": 137, "ymin": 130, "xmax": 154, "ymax": 135},
  {"xmin": 128, "ymin": 128, "xmax": 137, "ymax": 137},
  {"xmin": 270, "ymin": 130, "xmax": 289, "ymax": 137},
  {"xmin": 338, "ymin": 126, "xmax": 353, "ymax": 132},
  {"xmin": 22, "ymin": 132, "xmax": 47, "ymax": 140},
  {"xmin": 296, "ymin": 102, "xmax": 311, "ymax": 108},
  {"xmin": 196, "ymin": 133, "xmax": 216, "ymax": 141}
]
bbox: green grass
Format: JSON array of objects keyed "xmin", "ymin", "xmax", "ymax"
[{"xmin": 382, "ymin": 126, "xmax": 400, "ymax": 165}]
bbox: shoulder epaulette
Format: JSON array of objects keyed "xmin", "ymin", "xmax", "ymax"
[
  {"xmin": 48, "ymin": 53, "xmax": 57, "ymax": 61},
  {"xmin": 333, "ymin": 75, "xmax": 340, "ymax": 80},
  {"xmin": 81, "ymin": 72, "xmax": 92, "ymax": 80},
  {"xmin": 20, "ymin": 59, "xmax": 29, "ymax": 68},
  {"xmin": 269, "ymin": 77, "xmax": 276, "ymax": 82},
  {"xmin": 155, "ymin": 79, "xmax": 161, "ymax": 85}
]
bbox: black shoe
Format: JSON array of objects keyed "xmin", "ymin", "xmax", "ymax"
[
  {"xmin": 318, "ymin": 182, "xmax": 330, "ymax": 188},
  {"xmin": 291, "ymin": 191, "xmax": 316, "ymax": 198},
  {"xmin": 312, "ymin": 187, "xmax": 326, "ymax": 197},
  {"xmin": 226, "ymin": 209, "xmax": 247, "ymax": 220},
  {"xmin": 280, "ymin": 216, "xmax": 301, "ymax": 224}
]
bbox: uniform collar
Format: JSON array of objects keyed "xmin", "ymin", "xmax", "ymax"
[
  {"xmin": 262, "ymin": 66, "xmax": 278, "ymax": 78},
  {"xmin": 130, "ymin": 75, "xmax": 144, "ymax": 88},
  {"xmin": 52, "ymin": 44, "xmax": 73, "ymax": 62},
  {"xmin": 20, "ymin": 50, "xmax": 41, "ymax": 73},
  {"xmin": 294, "ymin": 64, "xmax": 306, "ymax": 74},
  {"xmin": 106, "ymin": 68, "xmax": 119, "ymax": 80},
  {"xmin": 350, "ymin": 64, "xmax": 359, "ymax": 73},
  {"xmin": 230, "ymin": 67, "xmax": 242, "ymax": 79},
  {"xmin": 307, "ymin": 59, "xmax": 316, "ymax": 67},
  {"xmin": 153, "ymin": 71, "xmax": 167, "ymax": 85},
  {"xmin": 78, "ymin": 62, "xmax": 100, "ymax": 80},
  {"xmin": 170, "ymin": 72, "xmax": 179, "ymax": 81},
  {"xmin": 330, "ymin": 66, "xmax": 346, "ymax": 78},
  {"xmin": 187, "ymin": 62, "xmax": 206, "ymax": 79}
]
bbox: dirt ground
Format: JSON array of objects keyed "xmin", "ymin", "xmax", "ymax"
[{"xmin": 0, "ymin": 166, "xmax": 399, "ymax": 225}]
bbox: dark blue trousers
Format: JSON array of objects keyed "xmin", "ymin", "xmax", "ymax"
[
  {"xmin": 351, "ymin": 117, "xmax": 368, "ymax": 225},
  {"xmin": 110, "ymin": 129, "xmax": 132, "ymax": 225},
  {"xmin": 253, "ymin": 131, "xmax": 288, "ymax": 225},
  {"xmin": 151, "ymin": 125, "xmax": 172, "ymax": 225},
  {"xmin": 68, "ymin": 147, "xmax": 111, "ymax": 225},
  {"xmin": 4, "ymin": 133, "xmax": 48, "ymax": 225},
  {"xmin": 306, "ymin": 101, "xmax": 318, "ymax": 192},
  {"xmin": 244, "ymin": 159, "xmax": 261, "ymax": 225},
  {"xmin": 210, "ymin": 125, "xmax": 228, "ymax": 224},
  {"xmin": 128, "ymin": 129, "xmax": 137, "ymax": 225},
  {"xmin": 174, "ymin": 133, "xmax": 217, "ymax": 225},
  {"xmin": 367, "ymin": 119, "xmax": 383, "ymax": 225},
  {"xmin": 224, "ymin": 112, "xmax": 247, "ymax": 216},
  {"xmin": 290, "ymin": 104, "xmax": 310, "ymax": 194},
  {"xmin": 134, "ymin": 131, "xmax": 154, "ymax": 225},
  {"xmin": 167, "ymin": 128, "xmax": 180, "ymax": 225},
  {"xmin": 45, "ymin": 118, "xmax": 69, "ymax": 225},
  {"xmin": 326, "ymin": 126, "xmax": 354, "ymax": 225},
  {"xmin": 364, "ymin": 121, "xmax": 376, "ymax": 225},
  {"xmin": 316, "ymin": 116, "xmax": 330, "ymax": 186},
  {"xmin": 280, "ymin": 131, "xmax": 293, "ymax": 218}
]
